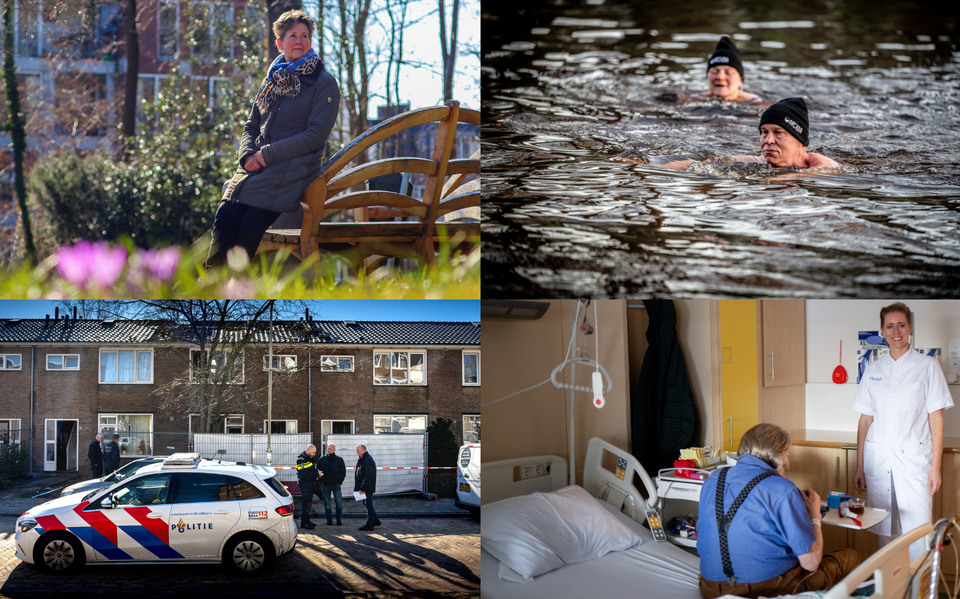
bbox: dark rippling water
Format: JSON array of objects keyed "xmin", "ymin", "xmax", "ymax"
[{"xmin": 482, "ymin": 0, "xmax": 960, "ymax": 297}]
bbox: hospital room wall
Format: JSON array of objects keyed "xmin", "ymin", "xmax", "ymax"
[
  {"xmin": 481, "ymin": 300, "xmax": 632, "ymax": 484},
  {"xmin": 805, "ymin": 300, "xmax": 960, "ymax": 436}
]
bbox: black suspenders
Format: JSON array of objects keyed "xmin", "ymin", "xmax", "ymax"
[{"xmin": 715, "ymin": 468, "xmax": 775, "ymax": 585}]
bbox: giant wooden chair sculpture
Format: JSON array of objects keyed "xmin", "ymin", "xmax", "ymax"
[{"xmin": 257, "ymin": 100, "xmax": 480, "ymax": 270}]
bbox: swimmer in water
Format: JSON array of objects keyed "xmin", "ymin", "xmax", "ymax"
[
  {"xmin": 682, "ymin": 36, "xmax": 762, "ymax": 104},
  {"xmin": 620, "ymin": 97, "xmax": 840, "ymax": 171}
]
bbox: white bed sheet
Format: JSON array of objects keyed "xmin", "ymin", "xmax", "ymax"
[{"xmin": 481, "ymin": 496, "xmax": 702, "ymax": 599}]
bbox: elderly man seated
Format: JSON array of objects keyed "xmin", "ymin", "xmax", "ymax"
[{"xmin": 697, "ymin": 424, "xmax": 862, "ymax": 599}]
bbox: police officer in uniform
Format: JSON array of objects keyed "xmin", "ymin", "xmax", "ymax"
[
  {"xmin": 88, "ymin": 433, "xmax": 104, "ymax": 478},
  {"xmin": 296, "ymin": 444, "xmax": 321, "ymax": 529},
  {"xmin": 103, "ymin": 433, "xmax": 121, "ymax": 475}
]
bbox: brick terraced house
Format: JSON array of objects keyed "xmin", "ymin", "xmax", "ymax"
[{"xmin": 0, "ymin": 316, "xmax": 480, "ymax": 474}]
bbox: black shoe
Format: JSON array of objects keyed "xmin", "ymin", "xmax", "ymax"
[
  {"xmin": 336, "ymin": 521, "xmax": 342, "ymax": 526},
  {"xmin": 301, "ymin": 522, "xmax": 317, "ymax": 529},
  {"xmin": 373, "ymin": 519, "xmax": 382, "ymax": 526},
  {"xmin": 359, "ymin": 525, "xmax": 375, "ymax": 531},
  {"xmin": 326, "ymin": 521, "xmax": 333, "ymax": 526}
]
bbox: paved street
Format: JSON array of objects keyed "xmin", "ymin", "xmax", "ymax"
[{"xmin": 0, "ymin": 515, "xmax": 480, "ymax": 598}]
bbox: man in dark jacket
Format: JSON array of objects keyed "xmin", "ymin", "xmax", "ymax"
[
  {"xmin": 103, "ymin": 434, "xmax": 121, "ymax": 475},
  {"xmin": 296, "ymin": 444, "xmax": 321, "ymax": 529},
  {"xmin": 88, "ymin": 433, "xmax": 104, "ymax": 478},
  {"xmin": 354, "ymin": 445, "xmax": 380, "ymax": 531},
  {"xmin": 318, "ymin": 444, "xmax": 346, "ymax": 525}
]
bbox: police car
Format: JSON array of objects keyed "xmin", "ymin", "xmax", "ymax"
[
  {"xmin": 455, "ymin": 443, "xmax": 480, "ymax": 516},
  {"xmin": 15, "ymin": 454, "xmax": 297, "ymax": 575}
]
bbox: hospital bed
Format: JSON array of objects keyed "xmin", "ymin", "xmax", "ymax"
[{"xmin": 482, "ymin": 436, "xmax": 950, "ymax": 599}]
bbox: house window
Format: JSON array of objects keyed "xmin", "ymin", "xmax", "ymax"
[
  {"xmin": 263, "ymin": 355, "xmax": 297, "ymax": 371},
  {"xmin": 157, "ymin": 0, "xmax": 179, "ymax": 60},
  {"xmin": 263, "ymin": 420, "xmax": 297, "ymax": 434},
  {"xmin": 373, "ymin": 351, "xmax": 426, "ymax": 385},
  {"xmin": 189, "ymin": 414, "xmax": 244, "ymax": 440},
  {"xmin": 0, "ymin": 419, "xmax": 22, "ymax": 445},
  {"xmin": 100, "ymin": 349, "xmax": 153, "ymax": 383},
  {"xmin": 462, "ymin": 351, "xmax": 480, "ymax": 386},
  {"xmin": 15, "ymin": 1, "xmax": 41, "ymax": 57},
  {"xmin": 99, "ymin": 413, "xmax": 153, "ymax": 456},
  {"xmin": 321, "ymin": 355, "xmax": 354, "ymax": 372},
  {"xmin": 191, "ymin": 349, "xmax": 244, "ymax": 384},
  {"xmin": 320, "ymin": 420, "xmax": 354, "ymax": 448},
  {"xmin": 463, "ymin": 415, "xmax": 480, "ymax": 444},
  {"xmin": 0, "ymin": 354, "xmax": 21, "ymax": 370},
  {"xmin": 193, "ymin": 1, "xmax": 233, "ymax": 61},
  {"xmin": 374, "ymin": 415, "xmax": 426, "ymax": 435},
  {"xmin": 47, "ymin": 354, "xmax": 79, "ymax": 370},
  {"xmin": 136, "ymin": 74, "xmax": 166, "ymax": 127}
]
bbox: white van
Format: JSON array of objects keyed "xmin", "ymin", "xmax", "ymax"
[{"xmin": 455, "ymin": 444, "xmax": 480, "ymax": 515}]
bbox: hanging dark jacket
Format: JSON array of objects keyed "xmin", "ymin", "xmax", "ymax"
[
  {"xmin": 354, "ymin": 452, "xmax": 377, "ymax": 494},
  {"xmin": 632, "ymin": 299, "xmax": 701, "ymax": 477}
]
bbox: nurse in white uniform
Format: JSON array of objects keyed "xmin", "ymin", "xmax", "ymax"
[{"xmin": 852, "ymin": 302, "xmax": 954, "ymax": 562}]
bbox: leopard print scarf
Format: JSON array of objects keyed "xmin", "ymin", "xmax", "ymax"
[{"xmin": 254, "ymin": 50, "xmax": 321, "ymax": 115}]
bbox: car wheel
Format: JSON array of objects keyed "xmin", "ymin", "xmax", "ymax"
[
  {"xmin": 33, "ymin": 531, "xmax": 85, "ymax": 575},
  {"xmin": 224, "ymin": 532, "xmax": 274, "ymax": 575}
]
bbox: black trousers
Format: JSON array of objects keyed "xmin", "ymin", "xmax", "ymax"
[
  {"xmin": 91, "ymin": 462, "xmax": 103, "ymax": 478},
  {"xmin": 208, "ymin": 201, "xmax": 281, "ymax": 267},
  {"xmin": 300, "ymin": 482, "xmax": 321, "ymax": 524}
]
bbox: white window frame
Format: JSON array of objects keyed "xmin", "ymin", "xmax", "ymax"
[
  {"xmin": 263, "ymin": 354, "xmax": 298, "ymax": 371},
  {"xmin": 462, "ymin": 350, "xmax": 480, "ymax": 386},
  {"xmin": 0, "ymin": 418, "xmax": 22, "ymax": 445},
  {"xmin": 320, "ymin": 419, "xmax": 355, "ymax": 448},
  {"xmin": 463, "ymin": 415, "xmax": 480, "ymax": 444},
  {"xmin": 190, "ymin": 413, "xmax": 244, "ymax": 436},
  {"xmin": 46, "ymin": 353, "xmax": 79, "ymax": 371},
  {"xmin": 136, "ymin": 73, "xmax": 167, "ymax": 125},
  {"xmin": 157, "ymin": 0, "xmax": 180, "ymax": 60},
  {"xmin": 0, "ymin": 354, "xmax": 22, "ymax": 370},
  {"xmin": 372, "ymin": 350, "xmax": 427, "ymax": 386},
  {"xmin": 263, "ymin": 419, "xmax": 298, "ymax": 434},
  {"xmin": 190, "ymin": 348, "xmax": 244, "ymax": 384},
  {"xmin": 99, "ymin": 348, "xmax": 154, "ymax": 384},
  {"xmin": 193, "ymin": 1, "xmax": 234, "ymax": 61},
  {"xmin": 98, "ymin": 413, "xmax": 154, "ymax": 457},
  {"xmin": 320, "ymin": 355, "xmax": 354, "ymax": 373},
  {"xmin": 373, "ymin": 414, "xmax": 427, "ymax": 435},
  {"xmin": 14, "ymin": 0, "xmax": 44, "ymax": 57}
]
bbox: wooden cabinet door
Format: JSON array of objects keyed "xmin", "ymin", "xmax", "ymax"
[
  {"xmin": 844, "ymin": 448, "xmax": 879, "ymax": 561},
  {"xmin": 760, "ymin": 300, "xmax": 806, "ymax": 388},
  {"xmin": 939, "ymin": 453, "xmax": 960, "ymax": 583},
  {"xmin": 784, "ymin": 445, "xmax": 848, "ymax": 554}
]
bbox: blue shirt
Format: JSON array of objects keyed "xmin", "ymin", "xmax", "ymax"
[{"xmin": 697, "ymin": 455, "xmax": 816, "ymax": 583}]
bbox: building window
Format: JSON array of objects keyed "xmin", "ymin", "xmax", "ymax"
[
  {"xmin": 373, "ymin": 351, "xmax": 426, "ymax": 385},
  {"xmin": 191, "ymin": 349, "xmax": 244, "ymax": 384},
  {"xmin": 192, "ymin": 1, "xmax": 233, "ymax": 61},
  {"xmin": 157, "ymin": 0, "xmax": 179, "ymax": 60},
  {"xmin": 263, "ymin": 420, "xmax": 297, "ymax": 434},
  {"xmin": 263, "ymin": 355, "xmax": 297, "ymax": 371},
  {"xmin": 15, "ymin": 1, "xmax": 41, "ymax": 57},
  {"xmin": 99, "ymin": 413, "xmax": 153, "ymax": 456},
  {"xmin": 374, "ymin": 415, "xmax": 426, "ymax": 435},
  {"xmin": 0, "ymin": 354, "xmax": 21, "ymax": 370},
  {"xmin": 463, "ymin": 415, "xmax": 480, "ymax": 444},
  {"xmin": 320, "ymin": 420, "xmax": 354, "ymax": 447},
  {"xmin": 321, "ymin": 355, "xmax": 354, "ymax": 373},
  {"xmin": 189, "ymin": 414, "xmax": 244, "ymax": 440},
  {"xmin": 462, "ymin": 351, "xmax": 480, "ymax": 386},
  {"xmin": 100, "ymin": 349, "xmax": 153, "ymax": 384},
  {"xmin": 136, "ymin": 74, "xmax": 167, "ymax": 128},
  {"xmin": 47, "ymin": 354, "xmax": 79, "ymax": 370},
  {"xmin": 0, "ymin": 419, "xmax": 22, "ymax": 445}
]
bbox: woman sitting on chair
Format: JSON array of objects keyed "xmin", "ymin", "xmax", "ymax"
[{"xmin": 208, "ymin": 9, "xmax": 341, "ymax": 267}]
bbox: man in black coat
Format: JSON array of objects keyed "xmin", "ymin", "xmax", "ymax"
[
  {"xmin": 354, "ymin": 445, "xmax": 380, "ymax": 531},
  {"xmin": 103, "ymin": 433, "xmax": 121, "ymax": 475},
  {"xmin": 296, "ymin": 444, "xmax": 321, "ymax": 529},
  {"xmin": 318, "ymin": 444, "xmax": 346, "ymax": 525},
  {"xmin": 88, "ymin": 433, "xmax": 104, "ymax": 478}
]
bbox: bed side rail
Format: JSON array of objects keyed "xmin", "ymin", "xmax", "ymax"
[
  {"xmin": 821, "ymin": 522, "xmax": 932, "ymax": 599},
  {"xmin": 582, "ymin": 437, "xmax": 659, "ymax": 525},
  {"xmin": 481, "ymin": 454, "xmax": 569, "ymax": 506}
]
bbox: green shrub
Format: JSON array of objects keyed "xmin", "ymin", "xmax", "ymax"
[{"xmin": 0, "ymin": 442, "xmax": 28, "ymax": 480}]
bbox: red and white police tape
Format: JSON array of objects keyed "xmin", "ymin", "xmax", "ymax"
[{"xmin": 273, "ymin": 466, "xmax": 456, "ymax": 470}]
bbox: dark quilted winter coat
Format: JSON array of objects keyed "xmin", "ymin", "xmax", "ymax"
[{"xmin": 222, "ymin": 64, "xmax": 341, "ymax": 213}]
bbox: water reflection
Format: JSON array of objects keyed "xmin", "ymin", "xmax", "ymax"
[{"xmin": 482, "ymin": 0, "xmax": 960, "ymax": 297}]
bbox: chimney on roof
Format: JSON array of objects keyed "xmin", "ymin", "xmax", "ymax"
[
  {"xmin": 73, "ymin": 306, "xmax": 78, "ymax": 319},
  {"xmin": 55, "ymin": 307, "xmax": 59, "ymax": 319},
  {"xmin": 305, "ymin": 308, "xmax": 310, "ymax": 322}
]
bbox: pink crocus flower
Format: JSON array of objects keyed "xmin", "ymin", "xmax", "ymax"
[
  {"xmin": 139, "ymin": 247, "xmax": 180, "ymax": 281},
  {"xmin": 55, "ymin": 241, "xmax": 128, "ymax": 289}
]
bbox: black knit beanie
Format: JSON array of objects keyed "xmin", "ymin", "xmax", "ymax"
[
  {"xmin": 759, "ymin": 97, "xmax": 810, "ymax": 147},
  {"xmin": 707, "ymin": 36, "xmax": 744, "ymax": 81}
]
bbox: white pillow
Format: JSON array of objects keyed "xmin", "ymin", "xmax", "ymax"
[{"xmin": 481, "ymin": 484, "xmax": 643, "ymax": 582}]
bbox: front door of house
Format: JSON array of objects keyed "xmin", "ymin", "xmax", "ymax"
[{"xmin": 44, "ymin": 419, "xmax": 79, "ymax": 472}]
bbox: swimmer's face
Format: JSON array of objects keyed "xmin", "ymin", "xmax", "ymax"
[
  {"xmin": 760, "ymin": 124, "xmax": 805, "ymax": 167},
  {"xmin": 707, "ymin": 65, "xmax": 742, "ymax": 100}
]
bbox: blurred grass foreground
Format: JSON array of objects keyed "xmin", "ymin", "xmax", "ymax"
[{"xmin": 0, "ymin": 238, "xmax": 479, "ymax": 299}]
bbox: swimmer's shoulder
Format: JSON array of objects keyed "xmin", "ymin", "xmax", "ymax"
[{"xmin": 805, "ymin": 153, "xmax": 840, "ymax": 168}]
